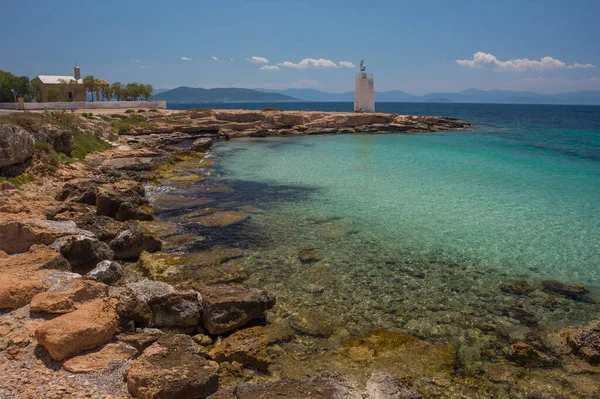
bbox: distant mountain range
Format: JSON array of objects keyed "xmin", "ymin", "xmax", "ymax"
[
  {"xmin": 154, "ymin": 86, "xmax": 600, "ymax": 105},
  {"xmin": 154, "ymin": 86, "xmax": 298, "ymax": 102}
]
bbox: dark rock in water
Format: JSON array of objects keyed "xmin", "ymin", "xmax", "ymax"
[
  {"xmin": 542, "ymin": 280, "xmax": 588, "ymax": 299},
  {"xmin": 125, "ymin": 334, "xmax": 218, "ymax": 399},
  {"xmin": 289, "ymin": 311, "xmax": 334, "ymax": 338},
  {"xmin": 197, "ymin": 284, "xmax": 275, "ymax": 334},
  {"xmin": 50, "ymin": 234, "xmax": 114, "ymax": 272},
  {"xmin": 499, "ymin": 280, "xmax": 535, "ymax": 295},
  {"xmin": 506, "ymin": 342, "xmax": 559, "ymax": 368},
  {"xmin": 209, "ymin": 326, "xmax": 272, "ymax": 370},
  {"xmin": 208, "ymin": 375, "xmax": 360, "ymax": 399},
  {"xmin": 86, "ymin": 260, "xmax": 123, "ymax": 285},
  {"xmin": 298, "ymin": 246, "xmax": 321, "ymax": 263},
  {"xmin": 566, "ymin": 320, "xmax": 600, "ymax": 365},
  {"xmin": 109, "ymin": 220, "xmax": 162, "ymax": 260},
  {"xmin": 501, "ymin": 306, "xmax": 539, "ymax": 326},
  {"xmin": 192, "ymin": 137, "xmax": 214, "ymax": 151},
  {"xmin": 365, "ymin": 372, "xmax": 423, "ymax": 399}
]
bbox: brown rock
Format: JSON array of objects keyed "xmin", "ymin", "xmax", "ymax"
[
  {"xmin": 289, "ymin": 311, "xmax": 334, "ymax": 338},
  {"xmin": 542, "ymin": 280, "xmax": 588, "ymax": 299},
  {"xmin": 298, "ymin": 246, "xmax": 321, "ymax": 263},
  {"xmin": 209, "ymin": 326, "xmax": 271, "ymax": 369},
  {"xmin": 0, "ymin": 215, "xmax": 85, "ymax": 254},
  {"xmin": 56, "ymin": 178, "xmax": 104, "ymax": 205},
  {"xmin": 125, "ymin": 334, "xmax": 219, "ymax": 399},
  {"xmin": 35, "ymin": 298, "xmax": 119, "ymax": 360},
  {"xmin": 95, "ymin": 180, "xmax": 147, "ymax": 219},
  {"xmin": 109, "ymin": 220, "xmax": 162, "ymax": 260},
  {"xmin": 506, "ymin": 342, "xmax": 558, "ymax": 368},
  {"xmin": 117, "ymin": 330, "xmax": 164, "ymax": 352},
  {"xmin": 197, "ymin": 284, "xmax": 275, "ymax": 334},
  {"xmin": 30, "ymin": 278, "xmax": 108, "ymax": 314},
  {"xmin": 62, "ymin": 342, "xmax": 137, "ymax": 373}
]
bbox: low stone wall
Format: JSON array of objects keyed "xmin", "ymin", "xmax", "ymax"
[{"xmin": 0, "ymin": 101, "xmax": 166, "ymax": 110}]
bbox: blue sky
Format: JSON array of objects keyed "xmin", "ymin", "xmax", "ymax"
[{"xmin": 1, "ymin": 0, "xmax": 599, "ymax": 94}]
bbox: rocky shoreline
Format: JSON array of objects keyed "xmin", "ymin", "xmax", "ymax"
[{"xmin": 0, "ymin": 109, "xmax": 599, "ymax": 398}]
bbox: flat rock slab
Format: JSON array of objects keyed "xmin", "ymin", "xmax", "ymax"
[
  {"xmin": 0, "ymin": 216, "xmax": 87, "ymax": 254},
  {"xmin": 62, "ymin": 342, "xmax": 137, "ymax": 373},
  {"xmin": 184, "ymin": 209, "xmax": 249, "ymax": 227},
  {"xmin": 30, "ymin": 278, "xmax": 108, "ymax": 314},
  {"xmin": 125, "ymin": 334, "xmax": 219, "ymax": 399},
  {"xmin": 35, "ymin": 298, "xmax": 119, "ymax": 360}
]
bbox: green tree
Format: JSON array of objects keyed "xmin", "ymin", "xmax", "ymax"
[
  {"xmin": 110, "ymin": 81, "xmax": 123, "ymax": 101},
  {"xmin": 0, "ymin": 70, "xmax": 31, "ymax": 102},
  {"xmin": 83, "ymin": 75, "xmax": 97, "ymax": 102},
  {"xmin": 30, "ymin": 78, "xmax": 44, "ymax": 102}
]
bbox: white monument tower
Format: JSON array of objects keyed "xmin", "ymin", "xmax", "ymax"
[{"xmin": 354, "ymin": 59, "xmax": 375, "ymax": 113}]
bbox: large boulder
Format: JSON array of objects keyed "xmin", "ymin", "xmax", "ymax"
[
  {"xmin": 191, "ymin": 137, "xmax": 213, "ymax": 152},
  {"xmin": 56, "ymin": 178, "xmax": 105, "ymax": 205},
  {"xmin": 0, "ymin": 216, "xmax": 87, "ymax": 254},
  {"xmin": 50, "ymin": 234, "xmax": 114, "ymax": 272},
  {"xmin": 0, "ymin": 124, "xmax": 35, "ymax": 169},
  {"xmin": 35, "ymin": 298, "xmax": 119, "ymax": 360},
  {"xmin": 209, "ymin": 326, "xmax": 271, "ymax": 369},
  {"xmin": 86, "ymin": 260, "xmax": 123, "ymax": 285},
  {"xmin": 109, "ymin": 220, "xmax": 162, "ymax": 260},
  {"xmin": 116, "ymin": 280, "xmax": 201, "ymax": 328},
  {"xmin": 33, "ymin": 124, "xmax": 75, "ymax": 153},
  {"xmin": 197, "ymin": 284, "xmax": 275, "ymax": 334},
  {"xmin": 124, "ymin": 334, "xmax": 219, "ymax": 399}
]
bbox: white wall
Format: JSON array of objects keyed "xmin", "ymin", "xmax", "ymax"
[
  {"xmin": 0, "ymin": 101, "xmax": 166, "ymax": 110},
  {"xmin": 354, "ymin": 77, "xmax": 375, "ymax": 113}
]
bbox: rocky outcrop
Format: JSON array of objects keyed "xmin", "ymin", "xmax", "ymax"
[
  {"xmin": 30, "ymin": 278, "xmax": 108, "ymax": 314},
  {"xmin": 197, "ymin": 284, "xmax": 275, "ymax": 334},
  {"xmin": 0, "ymin": 124, "xmax": 35, "ymax": 169},
  {"xmin": 86, "ymin": 260, "xmax": 123, "ymax": 284},
  {"xmin": 506, "ymin": 342, "xmax": 558, "ymax": 368},
  {"xmin": 209, "ymin": 326, "xmax": 271, "ymax": 369},
  {"xmin": 95, "ymin": 180, "xmax": 149, "ymax": 220},
  {"xmin": 32, "ymin": 124, "xmax": 75, "ymax": 154},
  {"xmin": 124, "ymin": 334, "xmax": 219, "ymax": 399},
  {"xmin": 56, "ymin": 178, "xmax": 105, "ymax": 205},
  {"xmin": 35, "ymin": 298, "xmax": 119, "ymax": 360}
]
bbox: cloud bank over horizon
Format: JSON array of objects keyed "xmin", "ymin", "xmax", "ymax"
[{"xmin": 456, "ymin": 52, "xmax": 595, "ymax": 71}]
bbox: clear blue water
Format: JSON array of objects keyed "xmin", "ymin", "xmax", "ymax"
[{"xmin": 203, "ymin": 103, "xmax": 600, "ymax": 285}]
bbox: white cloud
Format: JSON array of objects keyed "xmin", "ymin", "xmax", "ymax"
[
  {"xmin": 181, "ymin": 56, "xmax": 192, "ymax": 61},
  {"xmin": 130, "ymin": 59, "xmax": 140, "ymax": 63},
  {"xmin": 280, "ymin": 58, "xmax": 339, "ymax": 69},
  {"xmin": 246, "ymin": 56, "xmax": 269, "ymax": 64},
  {"xmin": 456, "ymin": 52, "xmax": 595, "ymax": 72},
  {"xmin": 260, "ymin": 65, "xmax": 280, "ymax": 71},
  {"xmin": 212, "ymin": 56, "xmax": 218, "ymax": 61},
  {"xmin": 338, "ymin": 61, "xmax": 356, "ymax": 68}
]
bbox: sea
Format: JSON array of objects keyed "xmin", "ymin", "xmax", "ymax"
[{"xmin": 157, "ymin": 102, "xmax": 600, "ymax": 387}]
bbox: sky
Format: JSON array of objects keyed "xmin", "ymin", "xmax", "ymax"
[{"xmin": 1, "ymin": 0, "xmax": 599, "ymax": 95}]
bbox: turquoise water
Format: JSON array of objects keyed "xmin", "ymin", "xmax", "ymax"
[{"xmin": 213, "ymin": 126, "xmax": 600, "ymax": 285}]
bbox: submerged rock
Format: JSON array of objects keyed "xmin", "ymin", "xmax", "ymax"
[
  {"xmin": 542, "ymin": 280, "xmax": 589, "ymax": 299},
  {"xmin": 499, "ymin": 280, "xmax": 535, "ymax": 295},
  {"xmin": 289, "ymin": 311, "xmax": 334, "ymax": 338},
  {"xmin": 184, "ymin": 208, "xmax": 249, "ymax": 227},
  {"xmin": 298, "ymin": 246, "xmax": 321, "ymax": 263},
  {"xmin": 35, "ymin": 298, "xmax": 119, "ymax": 360},
  {"xmin": 566, "ymin": 320, "xmax": 600, "ymax": 364},
  {"xmin": 197, "ymin": 284, "xmax": 275, "ymax": 334},
  {"xmin": 125, "ymin": 334, "xmax": 219, "ymax": 399},
  {"xmin": 506, "ymin": 342, "xmax": 558, "ymax": 368},
  {"xmin": 365, "ymin": 372, "xmax": 423, "ymax": 399}
]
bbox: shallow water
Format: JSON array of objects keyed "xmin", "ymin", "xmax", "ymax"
[{"xmin": 155, "ymin": 103, "xmax": 600, "ymax": 394}]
